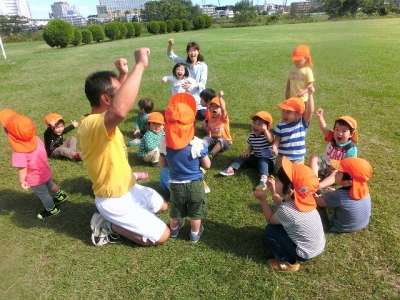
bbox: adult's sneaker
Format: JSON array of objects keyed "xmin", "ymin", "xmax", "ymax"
[
  {"xmin": 37, "ymin": 206, "xmax": 61, "ymax": 220},
  {"xmin": 90, "ymin": 213, "xmax": 117, "ymax": 246}
]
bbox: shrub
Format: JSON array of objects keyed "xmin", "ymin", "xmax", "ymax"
[
  {"xmin": 192, "ymin": 15, "xmax": 205, "ymax": 29},
  {"xmin": 158, "ymin": 21, "xmax": 167, "ymax": 33},
  {"xmin": 147, "ymin": 21, "xmax": 160, "ymax": 34},
  {"xmin": 104, "ymin": 22, "xmax": 120, "ymax": 40},
  {"xmin": 118, "ymin": 22, "xmax": 127, "ymax": 39},
  {"xmin": 71, "ymin": 28, "xmax": 82, "ymax": 46},
  {"xmin": 166, "ymin": 20, "xmax": 174, "ymax": 32},
  {"xmin": 173, "ymin": 19, "xmax": 182, "ymax": 32},
  {"xmin": 182, "ymin": 19, "xmax": 192, "ymax": 31},
  {"xmin": 203, "ymin": 15, "xmax": 212, "ymax": 28},
  {"xmin": 43, "ymin": 19, "xmax": 74, "ymax": 48},
  {"xmin": 126, "ymin": 22, "xmax": 135, "ymax": 38},
  {"xmin": 133, "ymin": 22, "xmax": 142, "ymax": 36},
  {"xmin": 88, "ymin": 24, "xmax": 105, "ymax": 42},
  {"xmin": 81, "ymin": 29, "xmax": 93, "ymax": 44}
]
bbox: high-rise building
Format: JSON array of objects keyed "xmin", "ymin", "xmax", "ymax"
[
  {"xmin": 98, "ymin": 0, "xmax": 148, "ymax": 11},
  {"xmin": 50, "ymin": 1, "xmax": 86, "ymax": 26},
  {"xmin": 96, "ymin": 0, "xmax": 146, "ymax": 22},
  {"xmin": 0, "ymin": 0, "xmax": 32, "ymax": 18}
]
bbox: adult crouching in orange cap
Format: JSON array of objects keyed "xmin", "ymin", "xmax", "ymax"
[
  {"xmin": 164, "ymin": 93, "xmax": 211, "ymax": 243},
  {"xmin": 254, "ymin": 156, "xmax": 325, "ymax": 272},
  {"xmin": 0, "ymin": 109, "xmax": 68, "ymax": 220},
  {"xmin": 316, "ymin": 157, "xmax": 373, "ymax": 233}
]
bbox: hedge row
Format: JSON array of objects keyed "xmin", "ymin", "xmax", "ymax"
[
  {"xmin": 146, "ymin": 15, "xmax": 212, "ymax": 34},
  {"xmin": 43, "ymin": 20, "xmax": 142, "ymax": 48}
]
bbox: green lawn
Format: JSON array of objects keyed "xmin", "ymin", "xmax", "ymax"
[{"xmin": 0, "ymin": 18, "xmax": 399, "ymax": 299}]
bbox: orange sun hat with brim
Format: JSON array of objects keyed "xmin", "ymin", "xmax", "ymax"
[
  {"xmin": 147, "ymin": 112, "xmax": 165, "ymax": 125},
  {"xmin": 278, "ymin": 97, "xmax": 305, "ymax": 114},
  {"xmin": 281, "ymin": 156, "xmax": 319, "ymax": 212},
  {"xmin": 331, "ymin": 158, "xmax": 373, "ymax": 200},
  {"xmin": 0, "ymin": 108, "xmax": 17, "ymax": 127},
  {"xmin": 252, "ymin": 111, "xmax": 273, "ymax": 126},
  {"xmin": 44, "ymin": 113, "xmax": 63, "ymax": 127},
  {"xmin": 5, "ymin": 113, "xmax": 37, "ymax": 153},
  {"xmin": 165, "ymin": 93, "xmax": 196, "ymax": 150},
  {"xmin": 292, "ymin": 44, "xmax": 313, "ymax": 67},
  {"xmin": 336, "ymin": 115, "xmax": 359, "ymax": 143}
]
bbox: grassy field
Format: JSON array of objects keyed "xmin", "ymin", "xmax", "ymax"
[{"xmin": 0, "ymin": 18, "xmax": 399, "ymax": 299}]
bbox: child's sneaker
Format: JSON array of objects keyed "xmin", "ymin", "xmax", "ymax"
[
  {"xmin": 255, "ymin": 175, "xmax": 268, "ymax": 191},
  {"xmin": 127, "ymin": 138, "xmax": 141, "ymax": 146},
  {"xmin": 54, "ymin": 190, "xmax": 68, "ymax": 205},
  {"xmin": 90, "ymin": 212, "xmax": 117, "ymax": 246},
  {"xmin": 37, "ymin": 206, "xmax": 61, "ymax": 220},
  {"xmin": 268, "ymin": 259, "xmax": 300, "ymax": 272},
  {"xmin": 190, "ymin": 225, "xmax": 204, "ymax": 244},
  {"xmin": 170, "ymin": 219, "xmax": 185, "ymax": 239},
  {"xmin": 219, "ymin": 167, "xmax": 234, "ymax": 176}
]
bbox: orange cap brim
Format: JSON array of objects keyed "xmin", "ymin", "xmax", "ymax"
[{"xmin": 7, "ymin": 134, "xmax": 37, "ymax": 153}]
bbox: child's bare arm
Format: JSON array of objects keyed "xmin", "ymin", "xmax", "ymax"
[
  {"xmin": 285, "ymin": 79, "xmax": 290, "ymax": 99},
  {"xmin": 219, "ymin": 96, "xmax": 227, "ymax": 118},
  {"xmin": 272, "ymin": 136, "xmax": 280, "ymax": 156},
  {"xmin": 254, "ymin": 189, "xmax": 280, "ymax": 224},
  {"xmin": 200, "ymin": 155, "xmax": 211, "ymax": 170},
  {"xmin": 262, "ymin": 124, "xmax": 274, "ymax": 144},
  {"xmin": 18, "ymin": 168, "xmax": 29, "ymax": 190},
  {"xmin": 303, "ymin": 87, "xmax": 315, "ymax": 124},
  {"xmin": 315, "ymin": 108, "xmax": 330, "ymax": 136},
  {"xmin": 114, "ymin": 58, "xmax": 129, "ymax": 84}
]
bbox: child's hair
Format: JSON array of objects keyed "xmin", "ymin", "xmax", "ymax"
[
  {"xmin": 334, "ymin": 119, "xmax": 354, "ymax": 133},
  {"xmin": 342, "ymin": 172, "xmax": 352, "ymax": 181},
  {"xmin": 172, "ymin": 63, "xmax": 189, "ymax": 79},
  {"xmin": 138, "ymin": 98, "xmax": 154, "ymax": 114},
  {"xmin": 53, "ymin": 119, "xmax": 65, "ymax": 127},
  {"xmin": 199, "ymin": 88, "xmax": 216, "ymax": 104},
  {"xmin": 186, "ymin": 41, "xmax": 204, "ymax": 62},
  {"xmin": 277, "ymin": 167, "xmax": 294, "ymax": 196}
]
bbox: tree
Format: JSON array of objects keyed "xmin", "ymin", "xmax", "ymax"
[
  {"xmin": 166, "ymin": 19, "xmax": 174, "ymax": 32},
  {"xmin": 88, "ymin": 24, "xmax": 105, "ymax": 42},
  {"xmin": 144, "ymin": 0, "xmax": 200, "ymax": 21},
  {"xmin": 159, "ymin": 21, "xmax": 167, "ymax": 33},
  {"xmin": 133, "ymin": 22, "xmax": 142, "ymax": 36},
  {"xmin": 104, "ymin": 22, "xmax": 120, "ymax": 40},
  {"xmin": 43, "ymin": 19, "xmax": 74, "ymax": 48},
  {"xmin": 126, "ymin": 23, "xmax": 135, "ymax": 38},
  {"xmin": 117, "ymin": 22, "xmax": 127, "ymax": 39},
  {"xmin": 173, "ymin": 18, "xmax": 182, "ymax": 32},
  {"xmin": 71, "ymin": 28, "xmax": 82, "ymax": 46},
  {"xmin": 147, "ymin": 21, "xmax": 160, "ymax": 33},
  {"xmin": 81, "ymin": 29, "xmax": 93, "ymax": 44},
  {"xmin": 322, "ymin": 0, "xmax": 361, "ymax": 17},
  {"xmin": 182, "ymin": 19, "xmax": 192, "ymax": 31},
  {"xmin": 234, "ymin": 0, "xmax": 257, "ymax": 23},
  {"xmin": 0, "ymin": 15, "xmax": 30, "ymax": 36},
  {"xmin": 203, "ymin": 15, "xmax": 212, "ymax": 28},
  {"xmin": 192, "ymin": 15, "xmax": 205, "ymax": 29}
]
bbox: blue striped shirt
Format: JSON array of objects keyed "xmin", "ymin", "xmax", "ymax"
[
  {"xmin": 273, "ymin": 118, "xmax": 308, "ymax": 161},
  {"xmin": 247, "ymin": 132, "xmax": 273, "ymax": 158}
]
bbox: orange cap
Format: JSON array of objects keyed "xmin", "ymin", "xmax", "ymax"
[
  {"xmin": 336, "ymin": 115, "xmax": 358, "ymax": 143},
  {"xmin": 5, "ymin": 113, "xmax": 37, "ymax": 153},
  {"xmin": 252, "ymin": 111, "xmax": 273, "ymax": 126},
  {"xmin": 0, "ymin": 108, "xmax": 17, "ymax": 127},
  {"xmin": 292, "ymin": 44, "xmax": 313, "ymax": 66},
  {"xmin": 278, "ymin": 97, "xmax": 305, "ymax": 114},
  {"xmin": 281, "ymin": 156, "xmax": 319, "ymax": 212},
  {"xmin": 44, "ymin": 113, "xmax": 63, "ymax": 127},
  {"xmin": 209, "ymin": 97, "xmax": 221, "ymax": 107},
  {"xmin": 331, "ymin": 158, "xmax": 372, "ymax": 200},
  {"xmin": 147, "ymin": 112, "xmax": 165, "ymax": 125},
  {"xmin": 165, "ymin": 93, "xmax": 196, "ymax": 150}
]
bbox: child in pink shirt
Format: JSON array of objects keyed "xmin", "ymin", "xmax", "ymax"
[{"xmin": 0, "ymin": 109, "xmax": 68, "ymax": 220}]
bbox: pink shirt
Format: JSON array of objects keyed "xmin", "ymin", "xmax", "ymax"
[{"xmin": 11, "ymin": 137, "xmax": 52, "ymax": 187}]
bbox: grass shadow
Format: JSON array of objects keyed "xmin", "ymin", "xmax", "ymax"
[{"xmin": 61, "ymin": 176, "xmax": 94, "ymax": 198}]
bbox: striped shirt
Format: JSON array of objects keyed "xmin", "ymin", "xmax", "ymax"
[
  {"xmin": 247, "ymin": 132, "xmax": 273, "ymax": 158},
  {"xmin": 275, "ymin": 200, "xmax": 325, "ymax": 259},
  {"xmin": 273, "ymin": 118, "xmax": 308, "ymax": 161}
]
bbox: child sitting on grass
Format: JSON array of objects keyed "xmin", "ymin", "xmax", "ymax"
[
  {"xmin": 138, "ymin": 112, "xmax": 165, "ymax": 165},
  {"xmin": 203, "ymin": 91, "xmax": 232, "ymax": 160},
  {"xmin": 43, "ymin": 112, "xmax": 80, "ymax": 160},
  {"xmin": 272, "ymin": 87, "xmax": 315, "ymax": 164},
  {"xmin": 0, "ymin": 109, "xmax": 68, "ymax": 220},
  {"xmin": 316, "ymin": 157, "xmax": 372, "ymax": 233},
  {"xmin": 162, "ymin": 63, "xmax": 196, "ymax": 95},
  {"xmin": 310, "ymin": 109, "xmax": 358, "ymax": 189},
  {"xmin": 164, "ymin": 93, "xmax": 211, "ymax": 243},
  {"xmin": 128, "ymin": 97, "xmax": 154, "ymax": 146},
  {"xmin": 285, "ymin": 44, "xmax": 315, "ymax": 102},
  {"xmin": 220, "ymin": 111, "xmax": 274, "ymax": 191}
]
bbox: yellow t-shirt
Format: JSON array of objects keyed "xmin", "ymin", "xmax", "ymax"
[
  {"xmin": 77, "ymin": 113, "xmax": 135, "ymax": 198},
  {"xmin": 288, "ymin": 66, "xmax": 314, "ymax": 102}
]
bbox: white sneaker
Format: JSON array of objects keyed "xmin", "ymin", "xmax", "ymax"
[{"xmin": 90, "ymin": 213, "xmax": 116, "ymax": 247}]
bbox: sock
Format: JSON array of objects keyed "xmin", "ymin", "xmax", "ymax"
[{"xmin": 191, "ymin": 230, "xmax": 199, "ymax": 236}]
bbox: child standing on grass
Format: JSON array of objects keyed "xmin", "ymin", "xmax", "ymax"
[
  {"xmin": 285, "ymin": 44, "xmax": 315, "ymax": 102},
  {"xmin": 0, "ymin": 109, "xmax": 68, "ymax": 220},
  {"xmin": 220, "ymin": 111, "xmax": 274, "ymax": 190},
  {"xmin": 43, "ymin": 112, "xmax": 80, "ymax": 160},
  {"xmin": 203, "ymin": 92, "xmax": 232, "ymax": 160},
  {"xmin": 162, "ymin": 63, "xmax": 196, "ymax": 95},
  {"xmin": 129, "ymin": 98, "xmax": 154, "ymax": 146},
  {"xmin": 310, "ymin": 109, "xmax": 358, "ymax": 190},
  {"xmin": 138, "ymin": 112, "xmax": 165, "ymax": 165},
  {"xmin": 272, "ymin": 88, "xmax": 315, "ymax": 164},
  {"xmin": 164, "ymin": 93, "xmax": 211, "ymax": 243}
]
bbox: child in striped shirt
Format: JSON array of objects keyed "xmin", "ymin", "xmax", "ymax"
[
  {"xmin": 272, "ymin": 87, "xmax": 315, "ymax": 164},
  {"xmin": 220, "ymin": 111, "xmax": 274, "ymax": 190}
]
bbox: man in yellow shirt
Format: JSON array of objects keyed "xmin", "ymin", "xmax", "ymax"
[{"xmin": 78, "ymin": 49, "xmax": 170, "ymax": 246}]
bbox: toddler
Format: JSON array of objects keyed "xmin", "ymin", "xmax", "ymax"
[
  {"xmin": 129, "ymin": 97, "xmax": 154, "ymax": 146},
  {"xmin": 138, "ymin": 112, "xmax": 165, "ymax": 165},
  {"xmin": 162, "ymin": 63, "xmax": 196, "ymax": 95}
]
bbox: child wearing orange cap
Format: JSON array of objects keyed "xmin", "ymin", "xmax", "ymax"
[
  {"xmin": 220, "ymin": 111, "xmax": 274, "ymax": 190},
  {"xmin": 137, "ymin": 112, "xmax": 165, "ymax": 164},
  {"xmin": 310, "ymin": 109, "xmax": 358, "ymax": 189},
  {"xmin": 164, "ymin": 93, "xmax": 211, "ymax": 243},
  {"xmin": 272, "ymin": 87, "xmax": 315, "ymax": 164},
  {"xmin": 316, "ymin": 157, "xmax": 372, "ymax": 233},
  {"xmin": 203, "ymin": 91, "xmax": 232, "ymax": 159},
  {"xmin": 254, "ymin": 156, "xmax": 325, "ymax": 272},
  {"xmin": 285, "ymin": 44, "xmax": 315, "ymax": 102},
  {"xmin": 43, "ymin": 112, "xmax": 80, "ymax": 160},
  {"xmin": 0, "ymin": 109, "xmax": 68, "ymax": 220}
]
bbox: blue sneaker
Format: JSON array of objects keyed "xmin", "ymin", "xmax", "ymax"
[
  {"xmin": 190, "ymin": 225, "xmax": 204, "ymax": 244},
  {"xmin": 170, "ymin": 219, "xmax": 184, "ymax": 238}
]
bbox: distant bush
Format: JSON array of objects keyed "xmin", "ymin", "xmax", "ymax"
[
  {"xmin": 126, "ymin": 22, "xmax": 135, "ymax": 38},
  {"xmin": 147, "ymin": 21, "xmax": 160, "ymax": 34},
  {"xmin": 118, "ymin": 22, "xmax": 127, "ymax": 39},
  {"xmin": 81, "ymin": 29, "xmax": 93, "ymax": 44},
  {"xmin": 71, "ymin": 28, "xmax": 82, "ymax": 46},
  {"xmin": 88, "ymin": 24, "xmax": 105, "ymax": 42},
  {"xmin": 133, "ymin": 22, "xmax": 142, "ymax": 36},
  {"xmin": 173, "ymin": 19, "xmax": 182, "ymax": 32},
  {"xmin": 104, "ymin": 22, "xmax": 119, "ymax": 40},
  {"xmin": 166, "ymin": 20, "xmax": 174, "ymax": 32},
  {"xmin": 192, "ymin": 15, "xmax": 205, "ymax": 29},
  {"xmin": 43, "ymin": 19, "xmax": 74, "ymax": 48},
  {"xmin": 158, "ymin": 21, "xmax": 167, "ymax": 33},
  {"xmin": 182, "ymin": 19, "xmax": 192, "ymax": 31},
  {"xmin": 203, "ymin": 15, "xmax": 212, "ymax": 28}
]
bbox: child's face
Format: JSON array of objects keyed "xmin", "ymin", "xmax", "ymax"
[
  {"xmin": 294, "ymin": 58, "xmax": 306, "ymax": 68},
  {"xmin": 187, "ymin": 47, "xmax": 199, "ymax": 62},
  {"xmin": 252, "ymin": 118, "xmax": 267, "ymax": 134},
  {"xmin": 209, "ymin": 103, "xmax": 221, "ymax": 118},
  {"xmin": 175, "ymin": 65, "xmax": 186, "ymax": 80},
  {"xmin": 281, "ymin": 109, "xmax": 300, "ymax": 123},
  {"xmin": 333, "ymin": 123, "xmax": 352, "ymax": 144},
  {"xmin": 149, "ymin": 122, "xmax": 163, "ymax": 133},
  {"xmin": 53, "ymin": 123, "xmax": 64, "ymax": 136}
]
